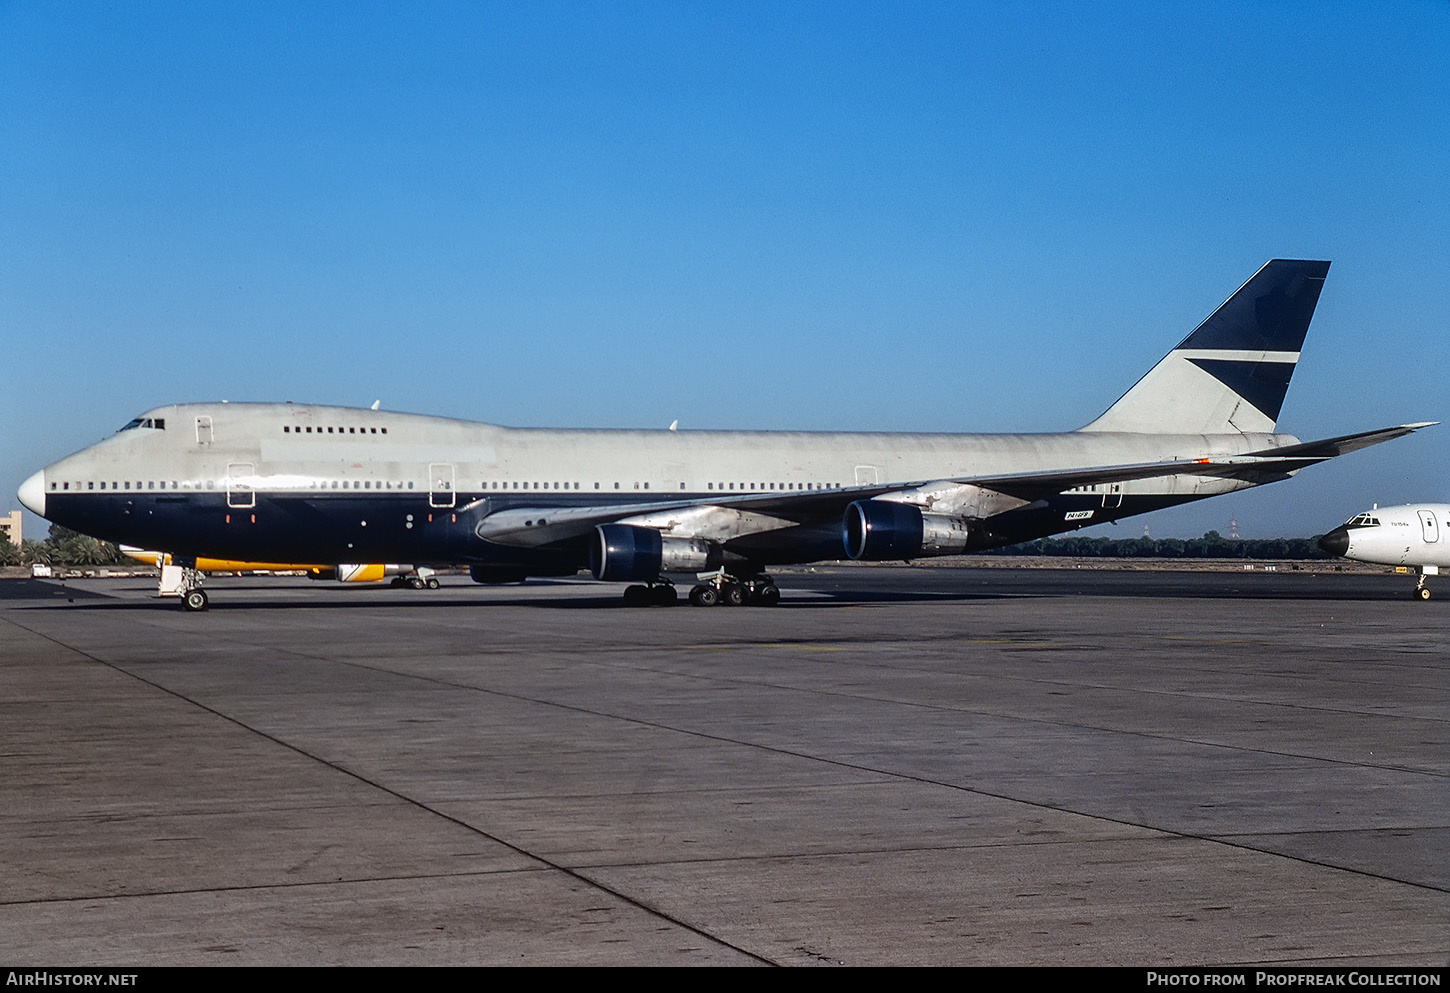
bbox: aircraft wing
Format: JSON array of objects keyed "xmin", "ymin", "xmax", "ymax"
[
  {"xmin": 474, "ymin": 422, "xmax": 1434, "ymax": 547},
  {"xmin": 470, "ymin": 489, "xmax": 893, "ymax": 546},
  {"xmin": 470, "ymin": 461, "xmax": 1231, "ymax": 546}
]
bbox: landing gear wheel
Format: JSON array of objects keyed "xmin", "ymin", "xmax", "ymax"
[
  {"xmin": 623, "ymin": 584, "xmax": 651, "ymax": 606},
  {"xmin": 1414, "ymin": 585, "xmax": 1431, "ymax": 601},
  {"xmin": 408, "ymin": 576, "xmax": 426, "ymax": 590},
  {"xmin": 182, "ymin": 588, "xmax": 209, "ymax": 612},
  {"xmin": 426, "ymin": 577, "xmax": 440, "ymax": 590},
  {"xmin": 390, "ymin": 577, "xmax": 406, "ymax": 588},
  {"xmin": 754, "ymin": 583, "xmax": 781, "ymax": 607},
  {"xmin": 689, "ymin": 584, "xmax": 718, "ymax": 607},
  {"xmin": 722, "ymin": 583, "xmax": 747, "ymax": 607},
  {"xmin": 651, "ymin": 584, "xmax": 678, "ymax": 607}
]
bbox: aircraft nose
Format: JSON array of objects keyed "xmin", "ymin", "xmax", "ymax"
[
  {"xmin": 1318, "ymin": 526, "xmax": 1349, "ymax": 557},
  {"xmin": 17, "ymin": 470, "xmax": 46, "ymax": 518}
]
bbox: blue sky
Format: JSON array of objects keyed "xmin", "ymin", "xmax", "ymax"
[{"xmin": 3, "ymin": 1, "xmax": 1446, "ymax": 541}]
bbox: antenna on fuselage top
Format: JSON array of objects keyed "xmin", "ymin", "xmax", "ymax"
[{"xmin": 371, "ymin": 400, "xmax": 381, "ymax": 410}]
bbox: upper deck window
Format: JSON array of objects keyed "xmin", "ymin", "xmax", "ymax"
[{"xmin": 283, "ymin": 423, "xmax": 385, "ymax": 435}]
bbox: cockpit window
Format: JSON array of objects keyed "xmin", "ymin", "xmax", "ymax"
[
  {"xmin": 118, "ymin": 417, "xmax": 166, "ymax": 432},
  {"xmin": 1346, "ymin": 514, "xmax": 1380, "ymax": 527}
]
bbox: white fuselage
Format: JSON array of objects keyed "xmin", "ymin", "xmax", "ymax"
[
  {"xmin": 31, "ymin": 403, "xmax": 1281, "ymax": 499},
  {"xmin": 18, "ymin": 402, "xmax": 1281, "ymax": 570}
]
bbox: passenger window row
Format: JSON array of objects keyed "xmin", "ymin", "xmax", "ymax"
[
  {"xmin": 707, "ymin": 482, "xmax": 838, "ymax": 491},
  {"xmin": 54, "ymin": 480, "xmax": 183, "ymax": 491},
  {"xmin": 53, "ymin": 477, "xmax": 845, "ymax": 494}
]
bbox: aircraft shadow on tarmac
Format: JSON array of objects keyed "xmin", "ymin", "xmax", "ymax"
[
  {"xmin": 0, "ymin": 579, "xmax": 112, "ymax": 602},
  {"xmin": 8, "ymin": 571, "xmax": 1430, "ymax": 610}
]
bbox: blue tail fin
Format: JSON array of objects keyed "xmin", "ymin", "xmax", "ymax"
[{"xmin": 1080, "ymin": 259, "xmax": 1330, "ymax": 434}]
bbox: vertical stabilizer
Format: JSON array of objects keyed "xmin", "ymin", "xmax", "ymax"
[{"xmin": 1079, "ymin": 259, "xmax": 1330, "ymax": 435}]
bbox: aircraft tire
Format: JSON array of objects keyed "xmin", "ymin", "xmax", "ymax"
[
  {"xmin": 754, "ymin": 584, "xmax": 781, "ymax": 607},
  {"xmin": 722, "ymin": 583, "xmax": 747, "ymax": 607},
  {"xmin": 182, "ymin": 589, "xmax": 209, "ymax": 612},
  {"xmin": 652, "ymin": 585, "xmax": 678, "ymax": 606},
  {"xmin": 623, "ymin": 584, "xmax": 651, "ymax": 606},
  {"xmin": 689, "ymin": 584, "xmax": 718, "ymax": 607},
  {"xmin": 426, "ymin": 577, "xmax": 440, "ymax": 589},
  {"xmin": 1415, "ymin": 586, "xmax": 1431, "ymax": 601}
]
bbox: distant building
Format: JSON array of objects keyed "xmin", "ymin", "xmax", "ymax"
[{"xmin": 0, "ymin": 510, "xmax": 20, "ymax": 547}]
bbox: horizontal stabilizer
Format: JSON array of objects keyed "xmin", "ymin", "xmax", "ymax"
[
  {"xmin": 954, "ymin": 422, "xmax": 1433, "ymax": 497},
  {"xmin": 1242, "ymin": 422, "xmax": 1436, "ymax": 460}
]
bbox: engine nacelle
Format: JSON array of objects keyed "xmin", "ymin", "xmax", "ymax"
[
  {"xmin": 591, "ymin": 525, "xmax": 717, "ymax": 581},
  {"xmin": 661, "ymin": 536, "xmax": 718, "ymax": 573},
  {"xmin": 592, "ymin": 524, "xmax": 662, "ymax": 581},
  {"xmin": 843, "ymin": 500, "xmax": 975, "ymax": 560}
]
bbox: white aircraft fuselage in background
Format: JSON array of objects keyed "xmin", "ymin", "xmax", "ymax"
[
  {"xmin": 16, "ymin": 260, "xmax": 1433, "ymax": 608},
  {"xmin": 1319, "ymin": 504, "xmax": 1449, "ymax": 599}
]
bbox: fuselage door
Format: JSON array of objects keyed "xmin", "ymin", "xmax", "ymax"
[
  {"xmin": 1102, "ymin": 483, "xmax": 1123, "ymax": 509},
  {"xmin": 1419, "ymin": 509, "xmax": 1439, "ymax": 544},
  {"xmin": 855, "ymin": 465, "xmax": 881, "ymax": 487},
  {"xmin": 227, "ymin": 462, "xmax": 255, "ymax": 509},
  {"xmin": 196, "ymin": 415, "xmax": 213, "ymax": 445},
  {"xmin": 429, "ymin": 462, "xmax": 456, "ymax": 509}
]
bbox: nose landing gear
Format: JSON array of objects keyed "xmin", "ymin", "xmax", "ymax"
[
  {"xmin": 172, "ymin": 564, "xmax": 207, "ymax": 611},
  {"xmin": 1414, "ymin": 575, "xmax": 1432, "ymax": 601}
]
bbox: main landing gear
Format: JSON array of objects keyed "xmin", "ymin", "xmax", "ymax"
[
  {"xmin": 616, "ymin": 573, "xmax": 783, "ymax": 607},
  {"xmin": 687, "ymin": 572, "xmax": 780, "ymax": 608},
  {"xmin": 1414, "ymin": 575, "xmax": 1432, "ymax": 601}
]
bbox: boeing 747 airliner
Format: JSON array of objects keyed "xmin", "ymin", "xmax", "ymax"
[{"xmin": 18, "ymin": 260, "xmax": 1433, "ymax": 609}]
